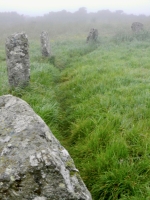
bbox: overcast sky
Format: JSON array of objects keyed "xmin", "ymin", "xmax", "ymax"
[{"xmin": 0, "ymin": 0, "xmax": 150, "ymax": 16}]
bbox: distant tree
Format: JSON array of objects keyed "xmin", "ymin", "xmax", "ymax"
[
  {"xmin": 76, "ymin": 7, "xmax": 87, "ymax": 14},
  {"xmin": 115, "ymin": 10, "xmax": 124, "ymax": 15},
  {"xmin": 73, "ymin": 7, "xmax": 87, "ymax": 21}
]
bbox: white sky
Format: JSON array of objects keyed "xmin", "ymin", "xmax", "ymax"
[{"xmin": 0, "ymin": 0, "xmax": 150, "ymax": 16}]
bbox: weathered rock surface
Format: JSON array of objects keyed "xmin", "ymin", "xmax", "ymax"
[
  {"xmin": 86, "ymin": 28, "xmax": 98, "ymax": 43},
  {"xmin": 5, "ymin": 32, "xmax": 30, "ymax": 88},
  {"xmin": 0, "ymin": 95, "xmax": 92, "ymax": 200},
  {"xmin": 131, "ymin": 22, "xmax": 144, "ymax": 33},
  {"xmin": 40, "ymin": 31, "xmax": 50, "ymax": 57}
]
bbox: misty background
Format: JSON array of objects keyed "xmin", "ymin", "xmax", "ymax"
[{"xmin": 0, "ymin": 8, "xmax": 150, "ymax": 44}]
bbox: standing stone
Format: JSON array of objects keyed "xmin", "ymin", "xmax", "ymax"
[
  {"xmin": 40, "ymin": 31, "xmax": 50, "ymax": 57},
  {"xmin": 5, "ymin": 32, "xmax": 30, "ymax": 88},
  {"xmin": 86, "ymin": 28, "xmax": 98, "ymax": 43},
  {"xmin": 131, "ymin": 22, "xmax": 144, "ymax": 33},
  {"xmin": 0, "ymin": 94, "xmax": 92, "ymax": 200}
]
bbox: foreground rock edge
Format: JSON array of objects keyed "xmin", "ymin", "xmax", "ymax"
[{"xmin": 0, "ymin": 94, "xmax": 92, "ymax": 200}]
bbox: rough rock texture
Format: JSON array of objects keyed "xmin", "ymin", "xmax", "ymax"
[
  {"xmin": 5, "ymin": 32, "xmax": 30, "ymax": 88},
  {"xmin": 131, "ymin": 22, "xmax": 144, "ymax": 33},
  {"xmin": 40, "ymin": 31, "xmax": 50, "ymax": 57},
  {"xmin": 86, "ymin": 28, "xmax": 98, "ymax": 43},
  {"xmin": 0, "ymin": 95, "xmax": 92, "ymax": 200}
]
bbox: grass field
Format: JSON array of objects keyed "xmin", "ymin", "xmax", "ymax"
[{"xmin": 1, "ymin": 22, "xmax": 150, "ymax": 199}]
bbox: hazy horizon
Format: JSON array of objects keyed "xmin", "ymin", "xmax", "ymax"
[{"xmin": 0, "ymin": 0, "xmax": 150, "ymax": 17}]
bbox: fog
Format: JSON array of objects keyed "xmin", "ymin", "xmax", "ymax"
[{"xmin": 0, "ymin": 0, "xmax": 150, "ymax": 16}]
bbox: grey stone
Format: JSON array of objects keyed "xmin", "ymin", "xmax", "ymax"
[
  {"xmin": 0, "ymin": 95, "xmax": 92, "ymax": 200},
  {"xmin": 40, "ymin": 31, "xmax": 50, "ymax": 57},
  {"xmin": 131, "ymin": 22, "xmax": 144, "ymax": 33},
  {"xmin": 86, "ymin": 28, "xmax": 98, "ymax": 43},
  {"xmin": 5, "ymin": 32, "xmax": 30, "ymax": 88},
  {"xmin": 33, "ymin": 197, "xmax": 46, "ymax": 200}
]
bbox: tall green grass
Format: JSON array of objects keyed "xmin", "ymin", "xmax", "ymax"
[
  {"xmin": 1, "ymin": 29, "xmax": 150, "ymax": 199},
  {"xmin": 112, "ymin": 30, "xmax": 150, "ymax": 44},
  {"xmin": 54, "ymin": 34, "xmax": 150, "ymax": 199}
]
